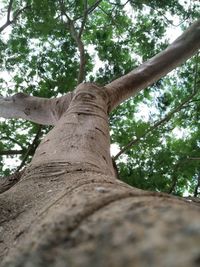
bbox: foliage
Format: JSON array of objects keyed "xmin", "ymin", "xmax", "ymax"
[{"xmin": 0, "ymin": 0, "xmax": 199, "ymax": 196}]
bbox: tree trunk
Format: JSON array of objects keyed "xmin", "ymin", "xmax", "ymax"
[{"xmin": 1, "ymin": 83, "xmax": 200, "ymax": 267}]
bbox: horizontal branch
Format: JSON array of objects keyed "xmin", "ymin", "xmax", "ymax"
[
  {"xmin": 0, "ymin": 92, "xmax": 73, "ymax": 125},
  {"xmin": 105, "ymin": 19, "xmax": 200, "ymax": 111},
  {"xmin": 0, "ymin": 150, "xmax": 24, "ymax": 155},
  {"xmin": 0, "ymin": 136, "xmax": 26, "ymax": 149}
]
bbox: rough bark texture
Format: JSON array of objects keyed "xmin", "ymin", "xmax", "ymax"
[
  {"xmin": 106, "ymin": 19, "xmax": 200, "ymax": 110},
  {"xmin": 1, "ymin": 83, "xmax": 200, "ymax": 267},
  {"xmin": 0, "ymin": 20, "xmax": 200, "ymax": 266},
  {"xmin": 1, "ymin": 172, "xmax": 200, "ymax": 267},
  {"xmin": 0, "ymin": 92, "xmax": 73, "ymax": 125}
]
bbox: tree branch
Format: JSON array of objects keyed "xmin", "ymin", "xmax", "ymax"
[
  {"xmin": 0, "ymin": 136, "xmax": 26, "ymax": 150},
  {"xmin": 105, "ymin": 19, "xmax": 200, "ymax": 112},
  {"xmin": 17, "ymin": 126, "xmax": 42, "ymax": 171},
  {"xmin": 7, "ymin": 0, "xmax": 13, "ymax": 22},
  {"xmin": 0, "ymin": 149, "xmax": 24, "ymax": 155},
  {"xmin": 109, "ymin": 0, "xmax": 130, "ymax": 8},
  {"xmin": 75, "ymin": 0, "xmax": 103, "ymax": 20},
  {"xmin": 168, "ymin": 159, "xmax": 200, "ymax": 195},
  {"xmin": 78, "ymin": 0, "xmax": 88, "ymax": 38},
  {"xmin": 168, "ymin": 163, "xmax": 180, "ymax": 194},
  {"xmin": 0, "ymin": 127, "xmax": 43, "ymax": 194},
  {"xmin": 0, "ymin": 92, "xmax": 73, "ymax": 125},
  {"xmin": 67, "ymin": 19, "xmax": 86, "ymax": 84},
  {"xmin": 0, "ymin": 1, "xmax": 30, "ymax": 33},
  {"xmin": 113, "ymin": 89, "xmax": 198, "ymax": 160},
  {"xmin": 58, "ymin": 0, "xmax": 104, "ymax": 84},
  {"xmin": 194, "ymin": 172, "xmax": 200, "ymax": 197}
]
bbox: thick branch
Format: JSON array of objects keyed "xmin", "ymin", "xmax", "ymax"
[
  {"xmin": 114, "ymin": 57, "xmax": 199, "ymax": 160},
  {"xmin": 105, "ymin": 19, "xmax": 200, "ymax": 111},
  {"xmin": 0, "ymin": 92, "xmax": 73, "ymax": 125}
]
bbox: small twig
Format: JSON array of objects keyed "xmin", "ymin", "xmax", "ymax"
[
  {"xmin": 194, "ymin": 172, "xmax": 200, "ymax": 197},
  {"xmin": 0, "ymin": 149, "xmax": 25, "ymax": 155},
  {"xmin": 75, "ymin": 0, "xmax": 103, "ymax": 20},
  {"xmin": 168, "ymin": 163, "xmax": 180, "ymax": 194},
  {"xmin": 148, "ymin": 4, "xmax": 191, "ymax": 28},
  {"xmin": 0, "ymin": 136, "xmax": 26, "ymax": 150},
  {"xmin": 59, "ymin": 0, "xmax": 86, "ymax": 84},
  {"xmin": 0, "ymin": 1, "xmax": 30, "ymax": 33},
  {"xmin": 109, "ymin": 0, "xmax": 130, "ymax": 8},
  {"xmin": 17, "ymin": 126, "xmax": 43, "ymax": 171},
  {"xmin": 114, "ymin": 56, "xmax": 199, "ymax": 160},
  {"xmin": 113, "ymin": 90, "xmax": 198, "ymax": 160},
  {"xmin": 168, "ymin": 157, "xmax": 200, "ymax": 194}
]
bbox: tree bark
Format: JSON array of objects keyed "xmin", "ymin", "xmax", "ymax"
[
  {"xmin": 0, "ymin": 83, "xmax": 200, "ymax": 267},
  {"xmin": 0, "ymin": 21, "xmax": 200, "ymax": 266},
  {"xmin": 105, "ymin": 19, "xmax": 200, "ymax": 111},
  {"xmin": 1, "ymin": 171, "xmax": 200, "ymax": 267}
]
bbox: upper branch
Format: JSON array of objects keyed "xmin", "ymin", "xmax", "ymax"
[
  {"xmin": 78, "ymin": 0, "xmax": 88, "ymax": 38},
  {"xmin": 7, "ymin": 0, "xmax": 13, "ymax": 22},
  {"xmin": 0, "ymin": 1, "xmax": 30, "ymax": 33},
  {"xmin": 59, "ymin": 0, "xmax": 87, "ymax": 84},
  {"xmin": 114, "ymin": 56, "xmax": 199, "ymax": 160},
  {"xmin": 68, "ymin": 19, "xmax": 86, "ymax": 84},
  {"xmin": 75, "ymin": 0, "xmax": 103, "ymax": 21},
  {"xmin": 105, "ymin": 19, "xmax": 200, "ymax": 112},
  {"xmin": 0, "ymin": 92, "xmax": 73, "ymax": 125}
]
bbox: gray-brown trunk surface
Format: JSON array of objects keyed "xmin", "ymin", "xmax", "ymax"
[{"xmin": 0, "ymin": 83, "xmax": 200, "ymax": 267}]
